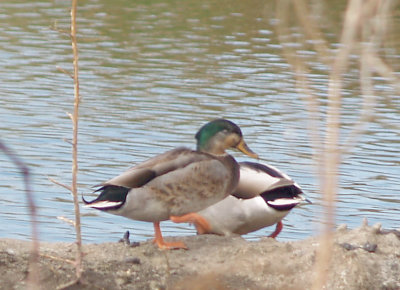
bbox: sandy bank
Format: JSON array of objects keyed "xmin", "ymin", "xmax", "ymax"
[{"xmin": 1, "ymin": 222, "xmax": 399, "ymax": 289}]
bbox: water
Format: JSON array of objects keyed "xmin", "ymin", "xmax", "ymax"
[{"xmin": 0, "ymin": 0, "xmax": 399, "ymax": 244}]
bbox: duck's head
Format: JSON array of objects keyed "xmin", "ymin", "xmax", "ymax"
[{"xmin": 195, "ymin": 119, "xmax": 258, "ymax": 158}]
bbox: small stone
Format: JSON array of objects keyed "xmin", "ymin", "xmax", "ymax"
[
  {"xmin": 363, "ymin": 242, "xmax": 377, "ymax": 253},
  {"xmin": 125, "ymin": 257, "xmax": 141, "ymax": 264},
  {"xmin": 5, "ymin": 249, "xmax": 15, "ymax": 255},
  {"xmin": 130, "ymin": 241, "xmax": 140, "ymax": 247},
  {"xmin": 340, "ymin": 242, "xmax": 357, "ymax": 251},
  {"xmin": 337, "ymin": 224, "xmax": 348, "ymax": 232}
]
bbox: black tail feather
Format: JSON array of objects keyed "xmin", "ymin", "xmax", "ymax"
[{"xmin": 82, "ymin": 185, "xmax": 130, "ymax": 210}]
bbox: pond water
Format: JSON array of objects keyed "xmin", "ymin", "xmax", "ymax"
[{"xmin": 0, "ymin": 0, "xmax": 399, "ymax": 244}]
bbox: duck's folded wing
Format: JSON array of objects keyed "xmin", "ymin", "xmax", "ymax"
[
  {"xmin": 233, "ymin": 161, "xmax": 295, "ymax": 199},
  {"xmin": 102, "ymin": 147, "xmax": 211, "ymax": 188}
]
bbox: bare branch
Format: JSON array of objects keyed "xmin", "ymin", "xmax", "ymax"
[
  {"xmin": 40, "ymin": 253, "xmax": 75, "ymax": 265},
  {"xmin": 292, "ymin": 0, "xmax": 330, "ymax": 64},
  {"xmin": 48, "ymin": 177, "xmax": 72, "ymax": 192},
  {"xmin": 67, "ymin": 112, "xmax": 73, "ymax": 121},
  {"xmin": 371, "ymin": 54, "xmax": 400, "ymax": 94},
  {"xmin": 0, "ymin": 140, "xmax": 39, "ymax": 289},
  {"xmin": 276, "ymin": 0, "xmax": 396, "ymax": 288},
  {"xmin": 56, "ymin": 66, "xmax": 74, "ymax": 79},
  {"xmin": 69, "ymin": 0, "xmax": 84, "ymax": 281},
  {"xmin": 57, "ymin": 216, "xmax": 76, "ymax": 227},
  {"xmin": 63, "ymin": 138, "xmax": 73, "ymax": 145}
]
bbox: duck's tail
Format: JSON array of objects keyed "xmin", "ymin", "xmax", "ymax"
[{"xmin": 82, "ymin": 185, "xmax": 130, "ymax": 211}]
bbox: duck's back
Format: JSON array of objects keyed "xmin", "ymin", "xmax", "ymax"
[{"xmin": 113, "ymin": 148, "xmax": 240, "ymax": 221}]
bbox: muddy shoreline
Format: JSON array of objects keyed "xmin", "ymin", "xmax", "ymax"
[{"xmin": 1, "ymin": 223, "xmax": 399, "ymax": 289}]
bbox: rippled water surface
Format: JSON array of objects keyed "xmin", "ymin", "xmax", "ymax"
[{"xmin": 0, "ymin": 0, "xmax": 399, "ymax": 243}]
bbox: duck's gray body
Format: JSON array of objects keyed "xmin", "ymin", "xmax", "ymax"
[{"xmin": 85, "ymin": 147, "xmax": 239, "ymax": 221}]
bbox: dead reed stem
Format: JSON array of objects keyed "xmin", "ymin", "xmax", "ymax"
[
  {"xmin": 50, "ymin": 1, "xmax": 85, "ymax": 286},
  {"xmin": 70, "ymin": 0, "xmax": 83, "ymax": 281},
  {"xmin": 276, "ymin": 0, "xmax": 397, "ymax": 288},
  {"xmin": 0, "ymin": 141, "xmax": 39, "ymax": 289}
]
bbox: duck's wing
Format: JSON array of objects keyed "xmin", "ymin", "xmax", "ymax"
[
  {"xmin": 236, "ymin": 162, "xmax": 311, "ymax": 210},
  {"xmin": 101, "ymin": 147, "xmax": 212, "ymax": 188},
  {"xmin": 233, "ymin": 161, "xmax": 296, "ymax": 199},
  {"xmin": 83, "ymin": 147, "xmax": 215, "ymax": 210}
]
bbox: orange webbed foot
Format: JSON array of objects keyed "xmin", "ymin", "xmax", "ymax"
[
  {"xmin": 153, "ymin": 222, "xmax": 188, "ymax": 250},
  {"xmin": 152, "ymin": 238, "xmax": 188, "ymax": 250},
  {"xmin": 170, "ymin": 213, "xmax": 212, "ymax": 235}
]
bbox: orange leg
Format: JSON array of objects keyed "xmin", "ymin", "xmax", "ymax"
[
  {"xmin": 152, "ymin": 222, "xmax": 187, "ymax": 250},
  {"xmin": 170, "ymin": 213, "xmax": 212, "ymax": 235},
  {"xmin": 268, "ymin": 221, "xmax": 283, "ymax": 239}
]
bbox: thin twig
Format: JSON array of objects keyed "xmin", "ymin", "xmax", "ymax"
[
  {"xmin": 341, "ymin": 45, "xmax": 376, "ymax": 155},
  {"xmin": 57, "ymin": 216, "xmax": 76, "ymax": 227},
  {"xmin": 52, "ymin": 1, "xmax": 84, "ymax": 285},
  {"xmin": 63, "ymin": 138, "xmax": 73, "ymax": 145},
  {"xmin": 292, "ymin": 0, "xmax": 330, "ymax": 65},
  {"xmin": 0, "ymin": 140, "xmax": 39, "ymax": 289},
  {"xmin": 371, "ymin": 54, "xmax": 400, "ymax": 94},
  {"xmin": 67, "ymin": 112, "xmax": 74, "ymax": 121},
  {"xmin": 48, "ymin": 177, "xmax": 72, "ymax": 192},
  {"xmin": 276, "ymin": 0, "xmax": 396, "ymax": 288},
  {"xmin": 275, "ymin": 0, "xmax": 298, "ymax": 70},
  {"xmin": 56, "ymin": 66, "xmax": 74, "ymax": 79},
  {"xmin": 311, "ymin": 0, "xmax": 362, "ymax": 288},
  {"xmin": 40, "ymin": 253, "xmax": 75, "ymax": 265},
  {"xmin": 49, "ymin": 21, "xmax": 70, "ymax": 36},
  {"xmin": 70, "ymin": 0, "xmax": 83, "ymax": 281}
]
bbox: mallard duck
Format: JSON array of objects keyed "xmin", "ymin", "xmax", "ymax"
[
  {"xmin": 83, "ymin": 119, "xmax": 258, "ymax": 249},
  {"xmin": 171, "ymin": 161, "xmax": 310, "ymax": 238}
]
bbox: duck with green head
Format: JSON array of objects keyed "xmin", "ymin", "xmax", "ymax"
[{"xmin": 83, "ymin": 119, "xmax": 258, "ymax": 249}]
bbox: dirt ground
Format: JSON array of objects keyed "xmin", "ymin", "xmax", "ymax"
[{"xmin": 1, "ymin": 221, "xmax": 399, "ymax": 290}]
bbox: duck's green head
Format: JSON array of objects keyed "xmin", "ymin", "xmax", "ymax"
[{"xmin": 195, "ymin": 119, "xmax": 258, "ymax": 158}]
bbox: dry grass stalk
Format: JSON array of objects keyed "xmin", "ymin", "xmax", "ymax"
[
  {"xmin": 51, "ymin": 0, "xmax": 84, "ymax": 287},
  {"xmin": 69, "ymin": 0, "xmax": 83, "ymax": 282},
  {"xmin": 276, "ymin": 0, "xmax": 397, "ymax": 288},
  {"xmin": 51, "ymin": 1, "xmax": 84, "ymax": 288},
  {"xmin": 0, "ymin": 141, "xmax": 39, "ymax": 289}
]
